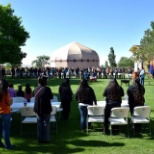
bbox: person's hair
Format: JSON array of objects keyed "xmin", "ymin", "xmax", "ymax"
[
  {"xmin": 38, "ymin": 75, "xmax": 48, "ymax": 86},
  {"xmin": 0, "ymin": 79, "xmax": 9, "ymax": 101},
  {"xmin": 133, "ymin": 77, "xmax": 143, "ymax": 93},
  {"xmin": 108, "ymin": 78, "xmax": 122, "ymax": 99},
  {"xmin": 25, "ymin": 83, "xmax": 32, "ymax": 94},
  {"xmin": 61, "ymin": 78, "xmax": 70, "ymax": 86},
  {"xmin": 8, "ymin": 83, "xmax": 13, "ymax": 88},
  {"xmin": 18, "ymin": 85, "xmax": 22, "ymax": 90},
  {"xmin": 77, "ymin": 79, "xmax": 90, "ymax": 100}
]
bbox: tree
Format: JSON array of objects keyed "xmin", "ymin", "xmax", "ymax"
[
  {"xmin": 0, "ymin": 4, "xmax": 30, "ymax": 66},
  {"xmin": 133, "ymin": 21, "xmax": 154, "ymax": 63},
  {"xmin": 108, "ymin": 47, "xmax": 117, "ymax": 67},
  {"xmin": 117, "ymin": 57, "xmax": 134, "ymax": 68},
  {"xmin": 104, "ymin": 60, "xmax": 109, "ymax": 68},
  {"xmin": 32, "ymin": 55, "xmax": 50, "ymax": 68}
]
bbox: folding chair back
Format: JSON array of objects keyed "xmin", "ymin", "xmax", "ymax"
[
  {"xmin": 111, "ymin": 107, "xmax": 129, "ymax": 118},
  {"xmin": 133, "ymin": 106, "xmax": 151, "ymax": 118},
  {"xmin": 88, "ymin": 106, "xmax": 104, "ymax": 116}
]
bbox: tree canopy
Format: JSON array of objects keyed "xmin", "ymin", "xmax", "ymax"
[
  {"xmin": 117, "ymin": 57, "xmax": 134, "ymax": 68},
  {"xmin": 108, "ymin": 47, "xmax": 117, "ymax": 67},
  {"xmin": 32, "ymin": 55, "xmax": 50, "ymax": 68},
  {"xmin": 0, "ymin": 4, "xmax": 30, "ymax": 66},
  {"xmin": 133, "ymin": 21, "xmax": 154, "ymax": 63}
]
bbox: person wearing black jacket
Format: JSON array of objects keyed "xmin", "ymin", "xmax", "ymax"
[
  {"xmin": 75, "ymin": 79, "xmax": 97, "ymax": 131},
  {"xmin": 59, "ymin": 78, "xmax": 73, "ymax": 120},
  {"xmin": 103, "ymin": 78, "xmax": 124, "ymax": 134},
  {"xmin": 33, "ymin": 75, "xmax": 53, "ymax": 143},
  {"xmin": 127, "ymin": 77, "xmax": 145, "ymax": 115}
]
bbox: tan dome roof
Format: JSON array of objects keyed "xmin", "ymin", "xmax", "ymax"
[
  {"xmin": 51, "ymin": 42, "xmax": 99, "ymax": 61},
  {"xmin": 50, "ymin": 42, "xmax": 100, "ymax": 68}
]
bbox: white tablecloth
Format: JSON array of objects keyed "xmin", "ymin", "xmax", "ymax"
[
  {"xmin": 97, "ymin": 100, "xmax": 129, "ymax": 107},
  {"xmin": 11, "ymin": 101, "xmax": 61, "ymax": 111}
]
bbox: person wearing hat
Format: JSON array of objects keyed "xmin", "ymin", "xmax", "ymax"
[
  {"xmin": 103, "ymin": 77, "xmax": 124, "ymax": 134},
  {"xmin": 33, "ymin": 75, "xmax": 53, "ymax": 143}
]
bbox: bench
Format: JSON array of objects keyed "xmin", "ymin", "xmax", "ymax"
[{"xmin": 121, "ymin": 79, "xmax": 130, "ymax": 86}]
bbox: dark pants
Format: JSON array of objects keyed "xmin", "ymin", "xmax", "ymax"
[
  {"xmin": 61, "ymin": 100, "xmax": 71, "ymax": 120},
  {"xmin": 129, "ymin": 103, "xmax": 144, "ymax": 130},
  {"xmin": 104, "ymin": 103, "xmax": 121, "ymax": 132},
  {"xmin": 37, "ymin": 114, "xmax": 50, "ymax": 143}
]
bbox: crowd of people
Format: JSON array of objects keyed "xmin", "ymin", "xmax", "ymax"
[
  {"xmin": 0, "ymin": 66, "xmax": 145, "ymax": 149},
  {"xmin": 1, "ymin": 66, "xmax": 134, "ymax": 80}
]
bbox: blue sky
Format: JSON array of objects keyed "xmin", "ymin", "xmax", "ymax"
[{"xmin": 1, "ymin": 0, "xmax": 154, "ymax": 66}]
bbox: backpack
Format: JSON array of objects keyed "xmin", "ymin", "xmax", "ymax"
[{"xmin": 133, "ymin": 86, "xmax": 144, "ymax": 105}]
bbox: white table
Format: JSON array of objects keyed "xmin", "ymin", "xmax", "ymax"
[
  {"xmin": 11, "ymin": 101, "xmax": 61, "ymax": 112},
  {"xmin": 97, "ymin": 100, "xmax": 129, "ymax": 107}
]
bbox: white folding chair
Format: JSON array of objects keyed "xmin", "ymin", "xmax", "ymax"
[
  {"xmin": 12, "ymin": 96, "xmax": 26, "ymax": 103},
  {"xmin": 87, "ymin": 106, "xmax": 104, "ymax": 134},
  {"xmin": 109, "ymin": 107, "xmax": 129, "ymax": 137},
  {"xmin": 50, "ymin": 106, "xmax": 57, "ymax": 133},
  {"xmin": 20, "ymin": 107, "xmax": 37, "ymax": 135},
  {"xmin": 131, "ymin": 106, "xmax": 151, "ymax": 136}
]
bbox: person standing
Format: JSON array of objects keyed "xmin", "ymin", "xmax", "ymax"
[
  {"xmin": 127, "ymin": 77, "xmax": 145, "ymax": 130},
  {"xmin": 0, "ymin": 79, "xmax": 14, "ymax": 150},
  {"xmin": 59, "ymin": 78, "xmax": 73, "ymax": 120},
  {"xmin": 8, "ymin": 83, "xmax": 16, "ymax": 98},
  {"xmin": 75, "ymin": 79, "xmax": 97, "ymax": 131},
  {"xmin": 33, "ymin": 75, "xmax": 53, "ymax": 143},
  {"xmin": 103, "ymin": 78, "xmax": 124, "ymax": 134},
  {"xmin": 127, "ymin": 77, "xmax": 145, "ymax": 115},
  {"xmin": 139, "ymin": 66, "xmax": 145, "ymax": 86},
  {"xmin": 16, "ymin": 85, "xmax": 24, "ymax": 97},
  {"xmin": 24, "ymin": 83, "xmax": 32, "ymax": 102}
]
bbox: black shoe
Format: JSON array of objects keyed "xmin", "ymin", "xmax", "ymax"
[{"xmin": 5, "ymin": 145, "xmax": 15, "ymax": 150}]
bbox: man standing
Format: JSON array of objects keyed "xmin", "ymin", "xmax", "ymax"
[{"xmin": 139, "ymin": 66, "xmax": 145, "ymax": 86}]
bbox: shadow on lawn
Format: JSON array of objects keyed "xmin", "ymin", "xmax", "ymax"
[{"xmin": 70, "ymin": 139, "xmax": 125, "ymax": 147}]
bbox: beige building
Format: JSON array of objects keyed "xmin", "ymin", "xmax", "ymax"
[{"xmin": 50, "ymin": 42, "xmax": 100, "ymax": 68}]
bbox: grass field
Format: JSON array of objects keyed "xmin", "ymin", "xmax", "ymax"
[{"xmin": 0, "ymin": 76, "xmax": 154, "ymax": 154}]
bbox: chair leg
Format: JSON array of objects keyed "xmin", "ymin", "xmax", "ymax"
[{"xmin": 87, "ymin": 121, "xmax": 89, "ymax": 134}]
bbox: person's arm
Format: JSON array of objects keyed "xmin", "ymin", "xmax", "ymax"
[{"xmin": 6, "ymin": 94, "xmax": 13, "ymax": 106}]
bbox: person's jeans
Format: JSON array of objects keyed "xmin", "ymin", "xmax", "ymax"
[
  {"xmin": 78, "ymin": 105, "xmax": 88, "ymax": 130},
  {"xmin": 140, "ymin": 77, "xmax": 144, "ymax": 86},
  {"xmin": 37, "ymin": 114, "xmax": 50, "ymax": 143},
  {"xmin": 0, "ymin": 113, "xmax": 12, "ymax": 149}
]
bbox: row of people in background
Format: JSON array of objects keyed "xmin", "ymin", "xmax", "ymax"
[
  {"xmin": 1, "ymin": 66, "xmax": 134, "ymax": 79},
  {"xmin": 8, "ymin": 83, "xmax": 32, "ymax": 102}
]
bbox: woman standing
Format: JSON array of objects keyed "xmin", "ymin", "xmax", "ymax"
[
  {"xmin": 0, "ymin": 79, "xmax": 14, "ymax": 150},
  {"xmin": 59, "ymin": 78, "xmax": 73, "ymax": 120},
  {"xmin": 33, "ymin": 75, "xmax": 53, "ymax": 143},
  {"xmin": 24, "ymin": 83, "xmax": 32, "ymax": 102},
  {"xmin": 75, "ymin": 79, "xmax": 97, "ymax": 131},
  {"xmin": 103, "ymin": 78, "xmax": 124, "ymax": 134}
]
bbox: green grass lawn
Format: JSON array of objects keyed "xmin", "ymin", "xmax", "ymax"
[{"xmin": 1, "ymin": 77, "xmax": 154, "ymax": 154}]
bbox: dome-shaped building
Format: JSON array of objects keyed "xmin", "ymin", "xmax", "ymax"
[{"xmin": 50, "ymin": 42, "xmax": 100, "ymax": 68}]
